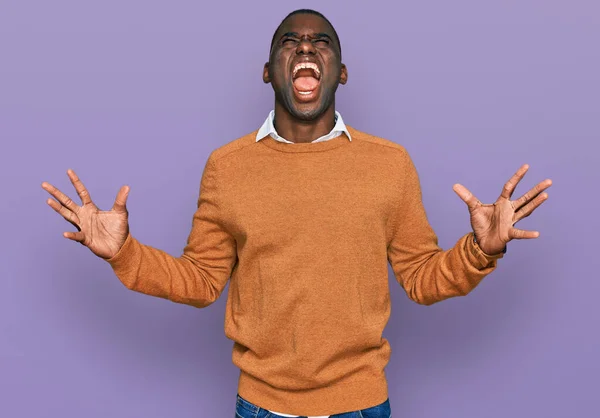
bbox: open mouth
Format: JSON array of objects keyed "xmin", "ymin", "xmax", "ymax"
[{"xmin": 292, "ymin": 62, "xmax": 321, "ymax": 101}]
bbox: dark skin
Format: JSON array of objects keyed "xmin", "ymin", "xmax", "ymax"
[
  {"xmin": 41, "ymin": 12, "xmax": 551, "ymax": 260},
  {"xmin": 263, "ymin": 13, "xmax": 347, "ymax": 144}
]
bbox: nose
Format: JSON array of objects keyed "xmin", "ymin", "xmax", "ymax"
[{"xmin": 296, "ymin": 36, "xmax": 316, "ymax": 55}]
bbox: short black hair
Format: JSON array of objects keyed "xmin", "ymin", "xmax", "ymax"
[{"xmin": 269, "ymin": 9, "xmax": 342, "ymax": 58}]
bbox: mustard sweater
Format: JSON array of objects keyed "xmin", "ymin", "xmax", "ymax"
[{"xmin": 106, "ymin": 127, "xmax": 504, "ymax": 415}]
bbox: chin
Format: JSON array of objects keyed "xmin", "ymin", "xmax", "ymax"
[
  {"xmin": 290, "ymin": 107, "xmax": 323, "ymax": 121},
  {"xmin": 283, "ymin": 93, "xmax": 333, "ymax": 121}
]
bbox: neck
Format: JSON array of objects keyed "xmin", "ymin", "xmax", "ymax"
[{"xmin": 273, "ymin": 101, "xmax": 336, "ymax": 144}]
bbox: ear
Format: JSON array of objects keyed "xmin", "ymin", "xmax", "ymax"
[
  {"xmin": 263, "ymin": 62, "xmax": 271, "ymax": 83},
  {"xmin": 339, "ymin": 63, "xmax": 348, "ymax": 85}
]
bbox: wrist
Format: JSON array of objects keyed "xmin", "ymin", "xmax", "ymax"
[{"xmin": 473, "ymin": 233, "xmax": 507, "ymax": 255}]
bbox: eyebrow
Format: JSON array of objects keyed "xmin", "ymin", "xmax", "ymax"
[
  {"xmin": 314, "ymin": 33, "xmax": 333, "ymax": 41},
  {"xmin": 279, "ymin": 32, "xmax": 333, "ymax": 41}
]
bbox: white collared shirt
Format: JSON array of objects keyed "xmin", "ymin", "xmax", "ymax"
[{"xmin": 256, "ymin": 110, "xmax": 352, "ymax": 144}]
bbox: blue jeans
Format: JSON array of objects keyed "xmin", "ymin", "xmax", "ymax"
[{"xmin": 235, "ymin": 393, "xmax": 392, "ymax": 418}]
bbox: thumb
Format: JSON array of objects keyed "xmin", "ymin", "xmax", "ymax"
[
  {"xmin": 112, "ymin": 185, "xmax": 130, "ymax": 212},
  {"xmin": 453, "ymin": 183, "xmax": 479, "ymax": 209}
]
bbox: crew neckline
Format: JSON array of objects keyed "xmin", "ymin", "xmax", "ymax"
[{"xmin": 258, "ymin": 130, "xmax": 353, "ymax": 153}]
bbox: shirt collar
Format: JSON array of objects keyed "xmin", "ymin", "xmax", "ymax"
[{"xmin": 255, "ymin": 110, "xmax": 352, "ymax": 143}]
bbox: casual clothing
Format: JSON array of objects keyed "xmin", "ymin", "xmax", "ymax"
[
  {"xmin": 256, "ymin": 110, "xmax": 351, "ymax": 144},
  {"xmin": 256, "ymin": 110, "xmax": 350, "ymax": 417},
  {"xmin": 235, "ymin": 393, "xmax": 391, "ymax": 418},
  {"xmin": 106, "ymin": 113, "xmax": 504, "ymax": 416}
]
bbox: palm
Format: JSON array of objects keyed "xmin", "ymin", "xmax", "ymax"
[
  {"xmin": 42, "ymin": 169, "xmax": 130, "ymax": 259},
  {"xmin": 78, "ymin": 205, "xmax": 128, "ymax": 258},
  {"xmin": 453, "ymin": 164, "xmax": 552, "ymax": 255}
]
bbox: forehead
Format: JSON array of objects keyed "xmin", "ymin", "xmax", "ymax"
[{"xmin": 277, "ymin": 13, "xmax": 334, "ymax": 37}]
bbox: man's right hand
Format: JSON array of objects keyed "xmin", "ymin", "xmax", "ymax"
[{"xmin": 42, "ymin": 169, "xmax": 130, "ymax": 259}]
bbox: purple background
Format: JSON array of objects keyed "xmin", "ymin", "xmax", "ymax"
[{"xmin": 2, "ymin": 1, "xmax": 598, "ymax": 417}]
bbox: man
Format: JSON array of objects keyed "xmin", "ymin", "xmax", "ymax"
[{"xmin": 41, "ymin": 9, "xmax": 552, "ymax": 418}]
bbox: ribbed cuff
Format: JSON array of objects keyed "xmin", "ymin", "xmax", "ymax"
[
  {"xmin": 466, "ymin": 232, "xmax": 505, "ymax": 269},
  {"xmin": 105, "ymin": 233, "xmax": 142, "ymax": 288}
]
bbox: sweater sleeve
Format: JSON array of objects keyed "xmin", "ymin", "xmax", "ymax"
[
  {"xmin": 105, "ymin": 154, "xmax": 237, "ymax": 308},
  {"xmin": 387, "ymin": 150, "xmax": 504, "ymax": 306}
]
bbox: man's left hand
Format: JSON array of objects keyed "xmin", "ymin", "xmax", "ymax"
[{"xmin": 452, "ymin": 164, "xmax": 552, "ymax": 256}]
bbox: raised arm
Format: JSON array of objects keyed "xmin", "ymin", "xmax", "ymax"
[
  {"xmin": 42, "ymin": 154, "xmax": 238, "ymax": 308},
  {"xmin": 387, "ymin": 151, "xmax": 505, "ymax": 305}
]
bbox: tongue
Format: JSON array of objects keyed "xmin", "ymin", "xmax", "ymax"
[{"xmin": 293, "ymin": 76, "xmax": 319, "ymax": 92}]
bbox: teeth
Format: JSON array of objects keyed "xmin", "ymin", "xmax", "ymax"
[{"xmin": 293, "ymin": 62, "xmax": 320, "ymax": 78}]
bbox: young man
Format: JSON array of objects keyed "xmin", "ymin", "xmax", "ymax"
[{"xmin": 41, "ymin": 9, "xmax": 552, "ymax": 418}]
